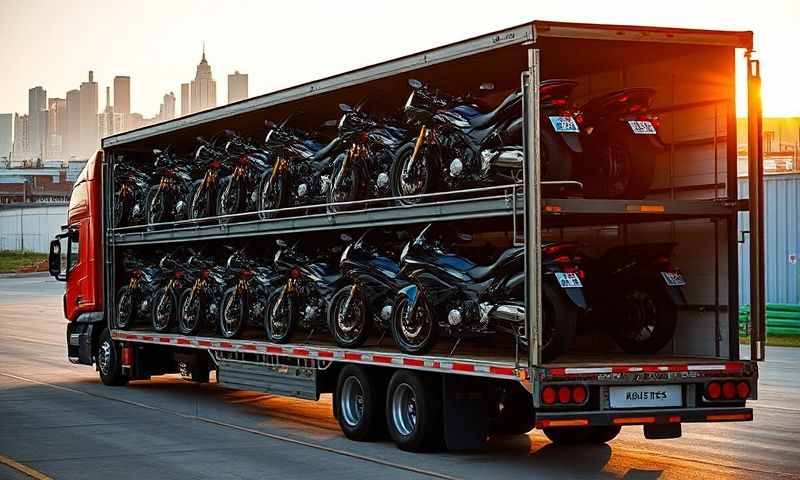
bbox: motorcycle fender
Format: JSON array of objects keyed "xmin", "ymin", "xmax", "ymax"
[
  {"xmin": 663, "ymin": 285, "xmax": 687, "ymax": 306},
  {"xmin": 396, "ymin": 283, "xmax": 420, "ymax": 312},
  {"xmin": 559, "ymin": 132, "xmax": 583, "ymax": 153},
  {"xmin": 546, "ymin": 276, "xmax": 588, "ymax": 310}
]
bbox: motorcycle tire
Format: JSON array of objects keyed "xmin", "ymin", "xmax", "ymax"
[
  {"xmin": 115, "ymin": 286, "xmax": 135, "ymax": 330},
  {"xmin": 258, "ymin": 168, "xmax": 288, "ymax": 220},
  {"xmin": 178, "ymin": 288, "xmax": 204, "ymax": 336},
  {"xmin": 145, "ymin": 185, "xmax": 163, "ymax": 227},
  {"xmin": 540, "ymin": 128, "xmax": 574, "ymax": 182},
  {"xmin": 328, "ymin": 286, "xmax": 370, "ymax": 348},
  {"xmin": 188, "ymin": 179, "xmax": 212, "ymax": 220},
  {"xmin": 220, "ymin": 287, "xmax": 247, "ymax": 339},
  {"xmin": 583, "ymin": 122, "xmax": 657, "ymax": 199},
  {"xmin": 609, "ymin": 281, "xmax": 677, "ymax": 354},
  {"xmin": 328, "ymin": 158, "xmax": 361, "ymax": 213},
  {"xmin": 390, "ymin": 141, "xmax": 435, "ymax": 206},
  {"xmin": 265, "ymin": 288, "xmax": 295, "ymax": 343},
  {"xmin": 113, "ymin": 192, "xmax": 127, "ymax": 228},
  {"xmin": 390, "ymin": 294, "xmax": 438, "ymax": 355},
  {"xmin": 541, "ymin": 281, "xmax": 577, "ymax": 362},
  {"xmin": 151, "ymin": 287, "xmax": 177, "ymax": 333},
  {"xmin": 217, "ymin": 176, "xmax": 243, "ymax": 225}
]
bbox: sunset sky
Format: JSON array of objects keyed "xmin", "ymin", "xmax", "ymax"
[{"xmin": 1, "ymin": 0, "xmax": 798, "ymax": 118}]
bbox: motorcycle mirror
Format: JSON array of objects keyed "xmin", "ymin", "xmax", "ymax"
[
  {"xmin": 340, "ymin": 233, "xmax": 352, "ymax": 243},
  {"xmin": 457, "ymin": 232, "xmax": 473, "ymax": 242},
  {"xmin": 479, "ymin": 82, "xmax": 495, "ymax": 91},
  {"xmin": 339, "ymin": 103, "xmax": 353, "ymax": 113},
  {"xmin": 276, "ymin": 239, "xmax": 288, "ymax": 248},
  {"xmin": 408, "ymin": 79, "xmax": 423, "ymax": 90}
]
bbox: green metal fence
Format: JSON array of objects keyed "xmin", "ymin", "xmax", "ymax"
[{"xmin": 739, "ymin": 304, "xmax": 800, "ymax": 336}]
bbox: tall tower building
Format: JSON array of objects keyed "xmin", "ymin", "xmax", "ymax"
[
  {"xmin": 79, "ymin": 71, "xmax": 99, "ymax": 158},
  {"xmin": 28, "ymin": 86, "xmax": 47, "ymax": 159},
  {"xmin": 113, "ymin": 76, "xmax": 130, "ymax": 114},
  {"xmin": 190, "ymin": 44, "xmax": 217, "ymax": 113},
  {"xmin": 0, "ymin": 113, "xmax": 12, "ymax": 163},
  {"xmin": 12, "ymin": 113, "xmax": 30, "ymax": 162},
  {"xmin": 180, "ymin": 83, "xmax": 191, "ymax": 116},
  {"xmin": 98, "ymin": 86, "xmax": 115, "ymax": 139},
  {"xmin": 227, "ymin": 71, "xmax": 248, "ymax": 104},
  {"xmin": 159, "ymin": 92, "xmax": 176, "ymax": 122},
  {"xmin": 64, "ymin": 89, "xmax": 81, "ymax": 159},
  {"xmin": 47, "ymin": 98, "xmax": 66, "ymax": 159}
]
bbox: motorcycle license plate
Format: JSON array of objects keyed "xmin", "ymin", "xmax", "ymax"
[
  {"xmin": 609, "ymin": 385, "xmax": 682, "ymax": 409},
  {"xmin": 661, "ymin": 272, "xmax": 686, "ymax": 286},
  {"xmin": 628, "ymin": 120, "xmax": 657, "ymax": 135},
  {"xmin": 549, "ymin": 116, "xmax": 580, "ymax": 133},
  {"xmin": 555, "ymin": 272, "xmax": 582, "ymax": 288}
]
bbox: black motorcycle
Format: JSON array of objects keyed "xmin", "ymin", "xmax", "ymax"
[
  {"xmin": 113, "ymin": 161, "xmax": 151, "ymax": 228},
  {"xmin": 577, "ymin": 88, "xmax": 664, "ymax": 199},
  {"xmin": 218, "ymin": 247, "xmax": 281, "ymax": 339},
  {"xmin": 579, "ymin": 242, "xmax": 685, "ymax": 353},
  {"xmin": 391, "ymin": 79, "xmax": 525, "ymax": 204},
  {"xmin": 115, "ymin": 251, "xmax": 162, "ymax": 330},
  {"xmin": 328, "ymin": 103, "xmax": 409, "ymax": 210},
  {"xmin": 390, "ymin": 224, "xmax": 587, "ymax": 360},
  {"xmin": 328, "ymin": 230, "xmax": 411, "ymax": 348},
  {"xmin": 177, "ymin": 252, "xmax": 227, "ymax": 336},
  {"xmin": 146, "ymin": 148, "xmax": 193, "ymax": 226},
  {"xmin": 216, "ymin": 132, "xmax": 272, "ymax": 223},
  {"xmin": 264, "ymin": 239, "xmax": 347, "ymax": 343},
  {"xmin": 188, "ymin": 135, "xmax": 228, "ymax": 220},
  {"xmin": 151, "ymin": 249, "xmax": 193, "ymax": 332}
]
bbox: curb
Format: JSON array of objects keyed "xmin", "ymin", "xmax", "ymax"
[{"xmin": 0, "ymin": 271, "xmax": 52, "ymax": 279}]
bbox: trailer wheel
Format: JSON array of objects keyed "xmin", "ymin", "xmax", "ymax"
[
  {"xmin": 386, "ymin": 370, "xmax": 442, "ymax": 452},
  {"xmin": 97, "ymin": 328, "xmax": 129, "ymax": 386},
  {"xmin": 333, "ymin": 365, "xmax": 385, "ymax": 441}
]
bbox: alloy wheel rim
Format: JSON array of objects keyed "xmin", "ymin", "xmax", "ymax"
[
  {"xmin": 391, "ymin": 383, "xmax": 417, "ymax": 436},
  {"xmin": 223, "ymin": 294, "xmax": 242, "ymax": 336},
  {"xmin": 181, "ymin": 295, "xmax": 200, "ymax": 333},
  {"xmin": 98, "ymin": 340, "xmax": 112, "ymax": 376},
  {"xmin": 118, "ymin": 293, "xmax": 132, "ymax": 328},
  {"xmin": 336, "ymin": 296, "xmax": 363, "ymax": 340},
  {"xmin": 155, "ymin": 294, "xmax": 173, "ymax": 330},
  {"xmin": 400, "ymin": 154, "xmax": 427, "ymax": 197},
  {"xmin": 340, "ymin": 376, "xmax": 365, "ymax": 427}
]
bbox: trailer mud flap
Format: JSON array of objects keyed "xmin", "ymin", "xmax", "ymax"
[{"xmin": 442, "ymin": 375, "xmax": 488, "ymax": 450}]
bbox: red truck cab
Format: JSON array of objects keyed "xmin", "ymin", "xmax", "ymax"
[{"xmin": 49, "ymin": 151, "xmax": 105, "ymax": 364}]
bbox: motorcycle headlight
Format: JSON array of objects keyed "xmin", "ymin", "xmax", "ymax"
[
  {"xmin": 400, "ymin": 242, "xmax": 410, "ymax": 263},
  {"xmin": 340, "ymin": 244, "xmax": 352, "ymax": 266},
  {"xmin": 404, "ymin": 92, "xmax": 415, "ymax": 111}
]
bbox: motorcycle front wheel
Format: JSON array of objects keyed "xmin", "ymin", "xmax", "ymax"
[
  {"xmin": 328, "ymin": 159, "xmax": 362, "ymax": 213},
  {"xmin": 609, "ymin": 283, "xmax": 676, "ymax": 354},
  {"xmin": 145, "ymin": 186, "xmax": 165, "ymax": 227},
  {"xmin": 115, "ymin": 286, "xmax": 135, "ymax": 330},
  {"xmin": 220, "ymin": 287, "xmax": 247, "ymax": 339},
  {"xmin": 178, "ymin": 288, "xmax": 204, "ymax": 335},
  {"xmin": 113, "ymin": 192, "xmax": 127, "ymax": 228},
  {"xmin": 217, "ymin": 176, "xmax": 243, "ymax": 224},
  {"xmin": 151, "ymin": 287, "xmax": 177, "ymax": 333},
  {"xmin": 390, "ymin": 141, "xmax": 435, "ymax": 206},
  {"xmin": 189, "ymin": 179, "xmax": 212, "ymax": 220},
  {"xmin": 265, "ymin": 288, "xmax": 295, "ymax": 343},
  {"xmin": 328, "ymin": 286, "xmax": 370, "ymax": 348},
  {"xmin": 258, "ymin": 168, "xmax": 288, "ymax": 220},
  {"xmin": 390, "ymin": 295, "xmax": 437, "ymax": 354}
]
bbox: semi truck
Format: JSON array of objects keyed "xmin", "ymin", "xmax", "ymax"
[{"xmin": 48, "ymin": 20, "xmax": 764, "ymax": 452}]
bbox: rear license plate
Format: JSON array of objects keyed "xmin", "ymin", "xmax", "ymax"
[
  {"xmin": 549, "ymin": 116, "xmax": 580, "ymax": 133},
  {"xmin": 628, "ymin": 120, "xmax": 657, "ymax": 135},
  {"xmin": 555, "ymin": 272, "xmax": 582, "ymax": 288},
  {"xmin": 661, "ymin": 272, "xmax": 686, "ymax": 286},
  {"xmin": 609, "ymin": 385, "xmax": 682, "ymax": 409}
]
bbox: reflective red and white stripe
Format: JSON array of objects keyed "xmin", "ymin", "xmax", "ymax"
[
  {"xmin": 547, "ymin": 362, "xmax": 746, "ymax": 377},
  {"xmin": 111, "ymin": 331, "xmax": 520, "ymax": 380}
]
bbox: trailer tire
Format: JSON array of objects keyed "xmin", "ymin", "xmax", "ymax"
[
  {"xmin": 333, "ymin": 365, "xmax": 385, "ymax": 441},
  {"xmin": 97, "ymin": 329, "xmax": 128, "ymax": 387},
  {"xmin": 386, "ymin": 370, "xmax": 442, "ymax": 452}
]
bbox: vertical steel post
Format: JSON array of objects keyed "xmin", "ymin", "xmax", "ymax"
[
  {"xmin": 746, "ymin": 52, "xmax": 765, "ymax": 361},
  {"xmin": 524, "ymin": 49, "xmax": 542, "ymax": 369}
]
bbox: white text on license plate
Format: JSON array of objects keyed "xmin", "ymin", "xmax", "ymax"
[
  {"xmin": 549, "ymin": 116, "xmax": 580, "ymax": 133},
  {"xmin": 661, "ymin": 272, "xmax": 686, "ymax": 286},
  {"xmin": 628, "ymin": 120, "xmax": 657, "ymax": 135},
  {"xmin": 609, "ymin": 385, "xmax": 682, "ymax": 409},
  {"xmin": 555, "ymin": 272, "xmax": 582, "ymax": 288}
]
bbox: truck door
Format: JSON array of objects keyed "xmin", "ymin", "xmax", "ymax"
[{"xmin": 64, "ymin": 222, "xmax": 87, "ymax": 321}]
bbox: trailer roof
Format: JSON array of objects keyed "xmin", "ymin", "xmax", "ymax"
[{"xmin": 102, "ymin": 20, "xmax": 752, "ymax": 149}]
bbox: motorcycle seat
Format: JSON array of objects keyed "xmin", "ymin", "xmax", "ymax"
[
  {"xmin": 468, "ymin": 91, "xmax": 522, "ymax": 129},
  {"xmin": 466, "ymin": 246, "xmax": 523, "ymax": 280}
]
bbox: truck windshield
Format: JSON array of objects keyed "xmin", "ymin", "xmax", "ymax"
[{"xmin": 68, "ymin": 228, "xmax": 79, "ymax": 272}]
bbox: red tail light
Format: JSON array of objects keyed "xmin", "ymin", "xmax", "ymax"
[
  {"xmin": 542, "ymin": 386, "xmax": 556, "ymax": 405},
  {"xmin": 542, "ymin": 384, "xmax": 589, "ymax": 406},
  {"xmin": 706, "ymin": 382, "xmax": 721, "ymax": 400},
  {"xmin": 571, "ymin": 385, "xmax": 587, "ymax": 404},
  {"xmin": 558, "ymin": 386, "xmax": 571, "ymax": 404},
  {"xmin": 736, "ymin": 381, "xmax": 751, "ymax": 399},
  {"xmin": 722, "ymin": 382, "xmax": 736, "ymax": 400},
  {"xmin": 706, "ymin": 381, "xmax": 749, "ymax": 401},
  {"xmin": 552, "ymin": 98, "xmax": 568, "ymax": 106},
  {"xmin": 574, "ymin": 112, "xmax": 584, "ymax": 124}
]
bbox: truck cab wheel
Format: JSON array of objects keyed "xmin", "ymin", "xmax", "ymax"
[
  {"xmin": 385, "ymin": 370, "xmax": 442, "ymax": 452},
  {"xmin": 97, "ymin": 328, "xmax": 129, "ymax": 387},
  {"xmin": 333, "ymin": 365, "xmax": 385, "ymax": 441}
]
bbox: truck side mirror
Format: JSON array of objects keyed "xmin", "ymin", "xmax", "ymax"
[{"xmin": 49, "ymin": 238, "xmax": 66, "ymax": 281}]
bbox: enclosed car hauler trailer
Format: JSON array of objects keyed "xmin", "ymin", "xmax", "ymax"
[{"xmin": 50, "ymin": 20, "xmax": 763, "ymax": 451}]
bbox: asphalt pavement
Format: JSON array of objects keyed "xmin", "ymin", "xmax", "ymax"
[{"xmin": 0, "ymin": 276, "xmax": 798, "ymax": 480}]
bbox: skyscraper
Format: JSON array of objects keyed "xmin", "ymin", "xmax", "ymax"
[
  {"xmin": 113, "ymin": 76, "xmax": 130, "ymax": 114},
  {"xmin": 190, "ymin": 45, "xmax": 216, "ymax": 113},
  {"xmin": 12, "ymin": 113, "xmax": 30, "ymax": 162},
  {"xmin": 98, "ymin": 86, "xmax": 114, "ymax": 139},
  {"xmin": 0, "ymin": 113, "xmax": 12, "ymax": 162},
  {"xmin": 159, "ymin": 92, "xmax": 176, "ymax": 122},
  {"xmin": 65, "ymin": 89, "xmax": 81, "ymax": 159},
  {"xmin": 28, "ymin": 86, "xmax": 47, "ymax": 159},
  {"xmin": 79, "ymin": 71, "xmax": 99, "ymax": 158},
  {"xmin": 47, "ymin": 98, "xmax": 66, "ymax": 159},
  {"xmin": 180, "ymin": 83, "xmax": 191, "ymax": 116},
  {"xmin": 227, "ymin": 71, "xmax": 248, "ymax": 104}
]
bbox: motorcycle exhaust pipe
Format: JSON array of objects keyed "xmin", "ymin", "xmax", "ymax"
[{"xmin": 488, "ymin": 303, "xmax": 526, "ymax": 323}]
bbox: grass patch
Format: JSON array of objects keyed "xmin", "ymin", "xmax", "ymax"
[
  {"xmin": 0, "ymin": 250, "xmax": 48, "ymax": 273},
  {"xmin": 740, "ymin": 335, "xmax": 800, "ymax": 347}
]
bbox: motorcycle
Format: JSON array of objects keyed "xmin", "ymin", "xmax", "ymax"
[
  {"xmin": 188, "ymin": 135, "xmax": 229, "ymax": 220},
  {"xmin": 579, "ymin": 242, "xmax": 686, "ymax": 353},
  {"xmin": 146, "ymin": 148, "xmax": 193, "ymax": 226},
  {"xmin": 177, "ymin": 251, "xmax": 227, "ymax": 336},
  {"xmin": 264, "ymin": 238, "xmax": 347, "ymax": 343},
  {"xmin": 390, "ymin": 224, "xmax": 587, "ymax": 361},
  {"xmin": 328, "ymin": 103, "xmax": 410, "ymax": 210},
  {"xmin": 577, "ymin": 87, "xmax": 664, "ymax": 199},
  {"xmin": 216, "ymin": 132, "xmax": 272, "ymax": 223},
  {"xmin": 391, "ymin": 79, "xmax": 525, "ymax": 204},
  {"xmin": 151, "ymin": 249, "xmax": 194, "ymax": 332},
  {"xmin": 328, "ymin": 229, "xmax": 411, "ymax": 348},
  {"xmin": 112, "ymin": 161, "xmax": 151, "ymax": 228},
  {"xmin": 218, "ymin": 247, "xmax": 282, "ymax": 339},
  {"xmin": 115, "ymin": 251, "xmax": 162, "ymax": 330}
]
